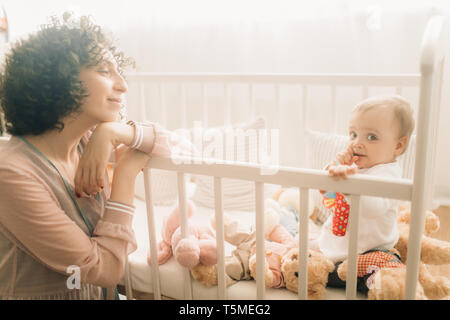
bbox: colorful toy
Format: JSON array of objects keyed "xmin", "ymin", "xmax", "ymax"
[{"xmin": 322, "ymin": 191, "xmax": 350, "ymax": 236}]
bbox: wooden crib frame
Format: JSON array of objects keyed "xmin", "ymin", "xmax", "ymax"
[{"xmin": 122, "ymin": 15, "xmax": 446, "ymax": 300}]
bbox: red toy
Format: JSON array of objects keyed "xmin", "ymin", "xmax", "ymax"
[{"xmin": 322, "ymin": 191, "xmax": 350, "ymax": 236}]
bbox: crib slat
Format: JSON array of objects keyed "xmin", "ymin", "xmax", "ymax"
[
  {"xmin": 143, "ymin": 169, "xmax": 162, "ymax": 300},
  {"xmin": 345, "ymin": 195, "xmax": 361, "ymax": 300},
  {"xmin": 255, "ymin": 182, "xmax": 265, "ymax": 300},
  {"xmin": 124, "ymin": 255, "xmax": 134, "ymax": 300},
  {"xmin": 301, "ymin": 84, "xmax": 309, "ymax": 133},
  {"xmin": 362, "ymin": 86, "xmax": 369, "ymax": 99},
  {"xmin": 202, "ymin": 84, "xmax": 208, "ymax": 127},
  {"xmin": 181, "ymin": 83, "xmax": 187, "ymax": 128},
  {"xmin": 177, "ymin": 172, "xmax": 193, "ymax": 299},
  {"xmin": 139, "ymin": 83, "xmax": 146, "ymax": 121},
  {"xmin": 249, "ymin": 84, "xmax": 255, "ymax": 118},
  {"xmin": 159, "ymin": 83, "xmax": 167, "ymax": 126},
  {"xmin": 297, "ymin": 188, "xmax": 309, "ymax": 300},
  {"xmin": 275, "ymin": 84, "xmax": 281, "ymax": 129},
  {"xmin": 331, "ymin": 85, "xmax": 337, "ymax": 134},
  {"xmin": 214, "ymin": 177, "xmax": 227, "ymax": 299},
  {"xmin": 300, "ymin": 85, "xmax": 308, "ymax": 168},
  {"xmin": 224, "ymin": 84, "xmax": 231, "ymax": 126}
]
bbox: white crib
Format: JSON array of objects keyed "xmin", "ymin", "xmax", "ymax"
[{"xmin": 121, "ymin": 15, "xmax": 446, "ymax": 300}]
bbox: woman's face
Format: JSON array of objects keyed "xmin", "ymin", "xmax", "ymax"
[{"xmin": 77, "ymin": 55, "xmax": 128, "ymax": 124}]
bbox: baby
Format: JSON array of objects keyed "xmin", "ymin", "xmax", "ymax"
[{"xmin": 313, "ymin": 95, "xmax": 415, "ymax": 268}]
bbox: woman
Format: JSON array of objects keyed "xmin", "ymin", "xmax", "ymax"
[{"xmin": 0, "ymin": 13, "xmax": 182, "ymax": 299}]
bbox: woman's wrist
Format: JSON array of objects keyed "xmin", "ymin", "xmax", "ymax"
[
  {"xmin": 96, "ymin": 122, "xmax": 135, "ymax": 148},
  {"xmin": 109, "ymin": 164, "xmax": 138, "ymax": 205},
  {"xmin": 126, "ymin": 120, "xmax": 156, "ymax": 154}
]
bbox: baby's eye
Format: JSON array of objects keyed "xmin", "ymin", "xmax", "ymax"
[
  {"xmin": 367, "ymin": 134, "xmax": 377, "ymax": 141},
  {"xmin": 349, "ymin": 132, "xmax": 357, "ymax": 139}
]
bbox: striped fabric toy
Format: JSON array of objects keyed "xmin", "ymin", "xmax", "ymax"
[{"xmin": 322, "ymin": 191, "xmax": 350, "ymax": 236}]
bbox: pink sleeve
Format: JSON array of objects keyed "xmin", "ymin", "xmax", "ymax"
[
  {"xmin": 127, "ymin": 120, "xmax": 198, "ymax": 158},
  {"xmin": 0, "ymin": 167, "xmax": 137, "ymax": 288}
]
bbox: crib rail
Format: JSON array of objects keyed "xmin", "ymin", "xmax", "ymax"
[
  {"xmin": 126, "ymin": 72, "xmax": 420, "ymax": 86},
  {"xmin": 141, "ymin": 156, "xmax": 413, "ymax": 300}
]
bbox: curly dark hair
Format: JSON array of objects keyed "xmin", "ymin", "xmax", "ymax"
[{"xmin": 0, "ymin": 12, "xmax": 134, "ymax": 136}]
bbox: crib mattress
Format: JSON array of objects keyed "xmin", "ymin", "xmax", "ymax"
[{"xmin": 120, "ymin": 198, "xmax": 366, "ymax": 300}]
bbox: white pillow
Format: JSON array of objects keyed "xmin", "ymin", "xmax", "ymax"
[
  {"xmin": 191, "ymin": 117, "xmax": 281, "ymax": 211},
  {"xmin": 305, "ymin": 130, "xmax": 416, "ymax": 224}
]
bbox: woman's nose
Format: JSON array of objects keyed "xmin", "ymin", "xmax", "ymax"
[{"xmin": 113, "ymin": 73, "xmax": 128, "ymax": 93}]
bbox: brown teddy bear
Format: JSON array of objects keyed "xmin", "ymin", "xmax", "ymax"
[
  {"xmin": 337, "ymin": 206, "xmax": 450, "ymax": 300},
  {"xmin": 280, "ymin": 248, "xmax": 335, "ymax": 299}
]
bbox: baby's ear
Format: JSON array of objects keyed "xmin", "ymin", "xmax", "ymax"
[{"xmin": 394, "ymin": 136, "xmax": 408, "ymax": 157}]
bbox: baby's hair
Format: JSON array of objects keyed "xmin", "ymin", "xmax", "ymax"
[
  {"xmin": 352, "ymin": 95, "xmax": 415, "ymax": 155},
  {"xmin": 352, "ymin": 95, "xmax": 415, "ymax": 153}
]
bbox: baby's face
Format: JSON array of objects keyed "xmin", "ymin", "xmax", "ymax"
[{"xmin": 348, "ymin": 107, "xmax": 405, "ymax": 169}]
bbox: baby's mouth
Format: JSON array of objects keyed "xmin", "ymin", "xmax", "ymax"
[{"xmin": 353, "ymin": 152, "xmax": 366, "ymax": 157}]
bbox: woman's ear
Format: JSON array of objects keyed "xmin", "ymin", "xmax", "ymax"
[{"xmin": 394, "ymin": 136, "xmax": 408, "ymax": 157}]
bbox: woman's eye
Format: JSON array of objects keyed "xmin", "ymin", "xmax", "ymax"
[{"xmin": 368, "ymin": 134, "xmax": 377, "ymax": 141}]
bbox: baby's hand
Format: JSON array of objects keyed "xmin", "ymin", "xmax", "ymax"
[
  {"xmin": 336, "ymin": 145, "xmax": 359, "ymax": 166},
  {"xmin": 327, "ymin": 163, "xmax": 358, "ymax": 180}
]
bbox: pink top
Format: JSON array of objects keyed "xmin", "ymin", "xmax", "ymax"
[{"xmin": 0, "ymin": 121, "xmax": 183, "ymax": 299}]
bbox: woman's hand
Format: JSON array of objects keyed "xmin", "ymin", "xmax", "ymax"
[
  {"xmin": 74, "ymin": 124, "xmax": 115, "ymax": 197},
  {"xmin": 109, "ymin": 148, "xmax": 151, "ymax": 205},
  {"xmin": 75, "ymin": 122, "xmax": 135, "ymax": 197}
]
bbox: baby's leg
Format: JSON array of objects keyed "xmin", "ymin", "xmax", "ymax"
[{"xmin": 309, "ymin": 238, "xmax": 321, "ymax": 253}]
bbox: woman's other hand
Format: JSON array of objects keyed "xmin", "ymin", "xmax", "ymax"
[
  {"xmin": 109, "ymin": 148, "xmax": 151, "ymax": 205},
  {"xmin": 74, "ymin": 123, "xmax": 116, "ymax": 197}
]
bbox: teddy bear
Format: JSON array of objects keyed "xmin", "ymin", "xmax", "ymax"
[
  {"xmin": 247, "ymin": 193, "xmax": 327, "ymax": 288},
  {"xmin": 191, "ymin": 189, "xmax": 334, "ymax": 299},
  {"xmin": 191, "ymin": 201, "xmax": 293, "ymax": 288},
  {"xmin": 147, "ymin": 201, "xmax": 218, "ymax": 269},
  {"xmin": 215, "ymin": 203, "xmax": 334, "ymax": 300},
  {"xmin": 336, "ymin": 206, "xmax": 450, "ymax": 300},
  {"xmin": 280, "ymin": 248, "xmax": 335, "ymax": 299}
]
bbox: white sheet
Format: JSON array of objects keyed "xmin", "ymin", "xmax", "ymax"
[{"xmin": 121, "ymin": 197, "xmax": 366, "ymax": 300}]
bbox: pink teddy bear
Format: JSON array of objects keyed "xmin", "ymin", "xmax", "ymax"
[{"xmin": 147, "ymin": 201, "xmax": 217, "ymax": 268}]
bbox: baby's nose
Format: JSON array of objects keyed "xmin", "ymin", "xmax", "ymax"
[{"xmin": 351, "ymin": 141, "xmax": 364, "ymax": 150}]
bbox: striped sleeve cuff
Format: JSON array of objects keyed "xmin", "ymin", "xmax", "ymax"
[
  {"xmin": 104, "ymin": 200, "xmax": 135, "ymax": 216},
  {"xmin": 126, "ymin": 120, "xmax": 156, "ymax": 155}
]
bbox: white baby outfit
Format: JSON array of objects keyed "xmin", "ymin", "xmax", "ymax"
[{"xmin": 318, "ymin": 161, "xmax": 402, "ymax": 263}]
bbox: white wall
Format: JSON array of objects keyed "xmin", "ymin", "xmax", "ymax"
[{"xmin": 1, "ymin": 0, "xmax": 450, "ymax": 204}]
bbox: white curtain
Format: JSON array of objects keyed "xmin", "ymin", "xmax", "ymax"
[{"xmin": 2, "ymin": 0, "xmax": 442, "ymax": 73}]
